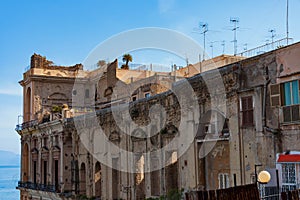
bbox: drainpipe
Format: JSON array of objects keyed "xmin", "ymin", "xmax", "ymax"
[
  {"xmin": 237, "ymin": 63, "xmax": 244, "ymax": 185},
  {"xmin": 194, "ymin": 138, "xmax": 198, "ymax": 189},
  {"xmin": 237, "ymin": 94, "xmax": 244, "ymax": 185},
  {"xmin": 262, "ymin": 78, "xmax": 271, "ymax": 128}
]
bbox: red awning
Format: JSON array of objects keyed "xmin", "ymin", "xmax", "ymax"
[{"xmin": 277, "ymin": 154, "xmax": 300, "ymax": 163}]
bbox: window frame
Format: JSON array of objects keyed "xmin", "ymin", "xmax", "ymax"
[
  {"xmin": 283, "ymin": 80, "xmax": 300, "ymax": 106},
  {"xmin": 281, "ymin": 163, "xmax": 297, "ymax": 192},
  {"xmin": 218, "ymin": 173, "xmax": 230, "ymax": 189}
]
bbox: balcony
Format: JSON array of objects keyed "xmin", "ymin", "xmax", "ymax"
[
  {"xmin": 17, "ymin": 181, "xmax": 56, "ymax": 193},
  {"xmin": 15, "ymin": 119, "xmax": 38, "ymax": 131}
]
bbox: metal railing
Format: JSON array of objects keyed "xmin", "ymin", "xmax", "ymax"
[
  {"xmin": 17, "ymin": 181, "xmax": 56, "ymax": 192},
  {"xmin": 237, "ymin": 38, "xmax": 294, "ymax": 58},
  {"xmin": 15, "ymin": 119, "xmax": 39, "ymax": 131}
]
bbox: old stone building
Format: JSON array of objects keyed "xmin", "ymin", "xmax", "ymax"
[{"xmin": 16, "ymin": 42, "xmax": 300, "ymax": 200}]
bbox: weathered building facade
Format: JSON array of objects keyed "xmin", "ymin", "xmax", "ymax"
[{"xmin": 16, "ymin": 42, "xmax": 300, "ymax": 200}]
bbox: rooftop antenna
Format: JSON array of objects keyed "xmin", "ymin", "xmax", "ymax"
[
  {"xmin": 185, "ymin": 55, "xmax": 189, "ymax": 66},
  {"xmin": 230, "ymin": 17, "xmax": 239, "ymax": 55},
  {"xmin": 209, "ymin": 41, "xmax": 218, "ymax": 58},
  {"xmin": 193, "ymin": 22, "xmax": 220, "ymax": 60},
  {"xmin": 198, "ymin": 22, "xmax": 208, "ymax": 60},
  {"xmin": 268, "ymin": 29, "xmax": 276, "ymax": 48},
  {"xmin": 221, "ymin": 40, "xmax": 225, "ymax": 54},
  {"xmin": 286, "ymin": 0, "xmax": 289, "ymax": 44}
]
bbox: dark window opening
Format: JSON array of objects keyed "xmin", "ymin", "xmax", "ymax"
[
  {"xmin": 33, "ymin": 139, "xmax": 37, "ymax": 148},
  {"xmin": 55, "ymin": 160, "xmax": 59, "ymax": 191},
  {"xmin": 132, "ymin": 96, "xmax": 137, "ymax": 101},
  {"xmin": 43, "ymin": 161, "xmax": 47, "ymax": 185},
  {"xmin": 43, "ymin": 137, "xmax": 48, "ymax": 148},
  {"xmin": 94, "ymin": 84, "xmax": 98, "ymax": 101},
  {"xmin": 33, "ymin": 161, "xmax": 37, "ymax": 184}
]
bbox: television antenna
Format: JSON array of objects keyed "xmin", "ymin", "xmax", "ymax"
[
  {"xmin": 221, "ymin": 40, "xmax": 226, "ymax": 54},
  {"xmin": 269, "ymin": 29, "xmax": 276, "ymax": 48},
  {"xmin": 286, "ymin": 0, "xmax": 289, "ymax": 44},
  {"xmin": 192, "ymin": 22, "xmax": 209, "ymax": 60},
  {"xmin": 209, "ymin": 41, "xmax": 221, "ymax": 58},
  {"xmin": 230, "ymin": 17, "xmax": 239, "ymax": 55}
]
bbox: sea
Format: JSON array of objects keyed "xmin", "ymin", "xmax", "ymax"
[{"xmin": 0, "ymin": 166, "xmax": 20, "ymax": 200}]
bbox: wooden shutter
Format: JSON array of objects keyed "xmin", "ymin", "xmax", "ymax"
[
  {"xmin": 270, "ymin": 84, "xmax": 281, "ymax": 107},
  {"xmin": 241, "ymin": 96, "xmax": 254, "ymax": 126}
]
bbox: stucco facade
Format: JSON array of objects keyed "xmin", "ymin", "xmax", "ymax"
[{"xmin": 16, "ymin": 42, "xmax": 300, "ymax": 200}]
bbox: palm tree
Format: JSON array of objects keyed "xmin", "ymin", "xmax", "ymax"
[{"xmin": 121, "ymin": 54, "xmax": 132, "ymax": 69}]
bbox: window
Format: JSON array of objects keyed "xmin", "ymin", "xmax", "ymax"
[
  {"xmin": 43, "ymin": 137, "xmax": 48, "ymax": 148},
  {"xmin": 250, "ymin": 174, "xmax": 256, "ymax": 184},
  {"xmin": 94, "ymin": 84, "xmax": 98, "ymax": 101},
  {"xmin": 270, "ymin": 84, "xmax": 281, "ymax": 106},
  {"xmin": 271, "ymin": 80, "xmax": 300, "ymax": 122},
  {"xmin": 145, "ymin": 93, "xmax": 150, "ymax": 98},
  {"xmin": 284, "ymin": 80, "xmax": 299, "ymax": 105},
  {"xmin": 282, "ymin": 163, "xmax": 297, "ymax": 192},
  {"xmin": 218, "ymin": 173, "xmax": 229, "ymax": 189},
  {"xmin": 33, "ymin": 161, "xmax": 37, "ymax": 184},
  {"xmin": 270, "ymin": 80, "xmax": 300, "ymax": 107},
  {"xmin": 132, "ymin": 95, "xmax": 137, "ymax": 101},
  {"xmin": 33, "ymin": 138, "xmax": 37, "ymax": 148},
  {"xmin": 43, "ymin": 160, "xmax": 47, "ymax": 184},
  {"xmin": 241, "ymin": 96, "xmax": 254, "ymax": 126},
  {"xmin": 54, "ymin": 160, "xmax": 59, "ymax": 190},
  {"xmin": 54, "ymin": 135, "xmax": 59, "ymax": 146}
]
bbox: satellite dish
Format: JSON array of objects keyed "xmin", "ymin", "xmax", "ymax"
[{"xmin": 258, "ymin": 170, "xmax": 271, "ymax": 184}]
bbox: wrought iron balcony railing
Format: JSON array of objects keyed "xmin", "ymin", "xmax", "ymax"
[{"xmin": 17, "ymin": 181, "xmax": 56, "ymax": 193}]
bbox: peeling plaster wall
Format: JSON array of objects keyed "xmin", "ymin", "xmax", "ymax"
[{"xmin": 17, "ymin": 43, "xmax": 300, "ymax": 200}]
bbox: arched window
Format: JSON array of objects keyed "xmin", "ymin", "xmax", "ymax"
[
  {"xmin": 80, "ymin": 163, "xmax": 86, "ymax": 194},
  {"xmin": 24, "ymin": 88, "xmax": 31, "ymax": 121},
  {"xmin": 95, "ymin": 162, "xmax": 101, "ymax": 197},
  {"xmin": 22, "ymin": 143, "xmax": 29, "ymax": 182}
]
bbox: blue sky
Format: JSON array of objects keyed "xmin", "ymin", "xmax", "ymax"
[{"xmin": 0, "ymin": 0, "xmax": 300, "ymax": 154}]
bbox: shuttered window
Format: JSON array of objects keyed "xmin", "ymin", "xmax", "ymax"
[
  {"xmin": 270, "ymin": 84, "xmax": 282, "ymax": 107},
  {"xmin": 241, "ymin": 96, "xmax": 254, "ymax": 126}
]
